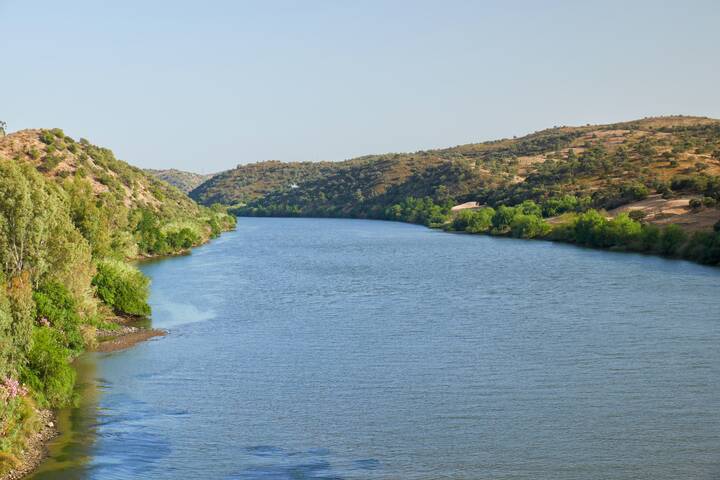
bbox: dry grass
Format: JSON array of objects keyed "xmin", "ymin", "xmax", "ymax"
[{"xmin": 609, "ymin": 194, "xmax": 720, "ymax": 232}]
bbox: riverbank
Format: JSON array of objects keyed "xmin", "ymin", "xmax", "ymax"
[
  {"xmin": 0, "ymin": 316, "xmax": 165, "ymax": 480},
  {"xmin": 1, "ymin": 222, "xmax": 234, "ymax": 480},
  {"xmin": 236, "ymin": 198, "xmax": 720, "ymax": 268},
  {"xmin": 1, "ymin": 410, "xmax": 55, "ymax": 480},
  {"xmin": 22, "ymin": 216, "xmax": 719, "ymax": 479}
]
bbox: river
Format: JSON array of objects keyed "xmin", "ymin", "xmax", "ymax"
[{"xmin": 29, "ymin": 217, "xmax": 720, "ymax": 479}]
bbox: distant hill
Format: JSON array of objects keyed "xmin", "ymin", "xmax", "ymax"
[
  {"xmin": 145, "ymin": 168, "xmax": 214, "ymax": 193},
  {"xmin": 192, "ymin": 116, "xmax": 720, "ymax": 226},
  {"xmin": 189, "ymin": 160, "xmax": 339, "ymax": 205}
]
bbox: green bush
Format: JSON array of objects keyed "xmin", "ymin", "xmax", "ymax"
[
  {"xmin": 682, "ymin": 231, "xmax": 720, "ymax": 265},
  {"xmin": 659, "ymin": 225, "xmax": 687, "ymax": 255},
  {"xmin": 92, "ymin": 260, "xmax": 150, "ymax": 316},
  {"xmin": 20, "ymin": 327, "xmax": 76, "ymax": 407},
  {"xmin": 491, "ymin": 205, "xmax": 517, "ymax": 233},
  {"xmin": 450, "ymin": 208, "xmax": 495, "ymax": 233},
  {"xmin": 510, "ymin": 213, "xmax": 550, "ymax": 239},
  {"xmin": 39, "ymin": 131, "xmax": 55, "ymax": 145},
  {"xmin": 166, "ymin": 227, "xmax": 199, "ymax": 250},
  {"xmin": 640, "ymin": 224, "xmax": 661, "ymax": 251},
  {"xmin": 33, "ymin": 282, "xmax": 84, "ymax": 353},
  {"xmin": 38, "ymin": 154, "xmax": 61, "ymax": 173},
  {"xmin": 574, "ymin": 210, "xmax": 607, "ymax": 246},
  {"xmin": 604, "ymin": 213, "xmax": 642, "ymax": 248},
  {"xmin": 628, "ymin": 210, "xmax": 646, "ymax": 221}
]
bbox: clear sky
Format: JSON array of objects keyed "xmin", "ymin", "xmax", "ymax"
[{"xmin": 1, "ymin": 1, "xmax": 719, "ymax": 173}]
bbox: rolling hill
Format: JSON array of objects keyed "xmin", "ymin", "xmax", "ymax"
[
  {"xmin": 191, "ymin": 116, "xmax": 720, "ymax": 230},
  {"xmin": 145, "ymin": 168, "xmax": 215, "ymax": 194}
]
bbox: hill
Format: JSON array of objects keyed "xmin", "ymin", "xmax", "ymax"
[
  {"xmin": 194, "ymin": 116, "xmax": 720, "ymax": 222},
  {"xmin": 145, "ymin": 168, "xmax": 214, "ymax": 193},
  {"xmin": 189, "ymin": 160, "xmax": 340, "ymax": 205},
  {"xmin": 197, "ymin": 116, "xmax": 720, "ymax": 266},
  {"xmin": 0, "ymin": 128, "xmax": 234, "ymax": 475}
]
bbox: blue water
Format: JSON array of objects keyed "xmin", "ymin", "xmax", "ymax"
[{"xmin": 31, "ymin": 218, "xmax": 720, "ymax": 479}]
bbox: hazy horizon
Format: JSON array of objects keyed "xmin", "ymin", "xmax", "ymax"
[{"xmin": 2, "ymin": 0, "xmax": 719, "ymax": 173}]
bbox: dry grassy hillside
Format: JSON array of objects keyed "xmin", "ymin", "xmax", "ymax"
[
  {"xmin": 0, "ymin": 129, "xmax": 203, "ymax": 219},
  {"xmin": 145, "ymin": 168, "xmax": 215, "ymax": 194},
  {"xmin": 195, "ymin": 116, "xmax": 720, "ymax": 224}
]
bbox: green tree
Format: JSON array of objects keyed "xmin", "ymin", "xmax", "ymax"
[
  {"xmin": 92, "ymin": 260, "xmax": 150, "ymax": 316},
  {"xmin": 659, "ymin": 224, "xmax": 687, "ymax": 255},
  {"xmin": 510, "ymin": 214, "xmax": 550, "ymax": 239},
  {"xmin": 491, "ymin": 205, "xmax": 517, "ymax": 233},
  {"xmin": 574, "ymin": 210, "xmax": 607, "ymax": 246},
  {"xmin": 604, "ymin": 213, "xmax": 642, "ymax": 247}
]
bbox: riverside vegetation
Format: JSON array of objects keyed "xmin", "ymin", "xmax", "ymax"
[
  {"xmin": 0, "ymin": 127, "xmax": 235, "ymax": 475},
  {"xmin": 185, "ymin": 116, "xmax": 720, "ymax": 266}
]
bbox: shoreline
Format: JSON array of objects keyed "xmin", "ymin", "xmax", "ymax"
[
  {"xmin": 5, "ymin": 223, "xmax": 235, "ymax": 479},
  {"xmin": 1, "ymin": 319, "xmax": 166, "ymax": 480},
  {"xmin": 1, "ymin": 410, "xmax": 56, "ymax": 480},
  {"xmin": 236, "ymin": 214, "xmax": 720, "ymax": 268}
]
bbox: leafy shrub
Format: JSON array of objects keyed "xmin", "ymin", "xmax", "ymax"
[
  {"xmin": 450, "ymin": 208, "xmax": 495, "ymax": 233},
  {"xmin": 542, "ymin": 195, "xmax": 583, "ymax": 216},
  {"xmin": 39, "ymin": 131, "xmax": 55, "ymax": 145},
  {"xmin": 510, "ymin": 213, "xmax": 550, "ymax": 239},
  {"xmin": 622, "ymin": 183, "xmax": 649, "ymax": 201},
  {"xmin": 682, "ymin": 231, "xmax": 720, "ymax": 265},
  {"xmin": 628, "ymin": 210, "xmax": 646, "ymax": 221},
  {"xmin": 659, "ymin": 225, "xmax": 687, "ymax": 255},
  {"xmin": 604, "ymin": 213, "xmax": 642, "ymax": 247},
  {"xmin": 491, "ymin": 205, "xmax": 517, "ymax": 233},
  {"xmin": 640, "ymin": 224, "xmax": 661, "ymax": 251},
  {"xmin": 166, "ymin": 227, "xmax": 199, "ymax": 250},
  {"xmin": 574, "ymin": 210, "xmax": 607, "ymax": 246},
  {"xmin": 671, "ymin": 174, "xmax": 708, "ymax": 193},
  {"xmin": 20, "ymin": 327, "xmax": 76, "ymax": 407},
  {"xmin": 517, "ymin": 200, "xmax": 542, "ymax": 217},
  {"xmin": 92, "ymin": 260, "xmax": 150, "ymax": 316},
  {"xmin": 38, "ymin": 154, "xmax": 61, "ymax": 173},
  {"xmin": 33, "ymin": 282, "xmax": 84, "ymax": 352}
]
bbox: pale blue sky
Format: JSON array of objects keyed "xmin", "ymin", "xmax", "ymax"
[{"xmin": 1, "ymin": 1, "xmax": 718, "ymax": 173}]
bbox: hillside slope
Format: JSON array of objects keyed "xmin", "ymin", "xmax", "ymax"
[
  {"xmin": 194, "ymin": 116, "xmax": 720, "ymax": 222},
  {"xmin": 0, "ymin": 128, "xmax": 234, "ymax": 476},
  {"xmin": 145, "ymin": 168, "xmax": 214, "ymax": 193},
  {"xmin": 189, "ymin": 160, "xmax": 340, "ymax": 205}
]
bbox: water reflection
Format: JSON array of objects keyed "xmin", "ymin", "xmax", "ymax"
[{"xmin": 28, "ymin": 355, "xmax": 99, "ymax": 479}]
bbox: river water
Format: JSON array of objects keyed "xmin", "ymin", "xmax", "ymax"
[{"xmin": 29, "ymin": 218, "xmax": 720, "ymax": 479}]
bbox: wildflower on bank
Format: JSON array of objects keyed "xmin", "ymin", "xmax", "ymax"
[{"xmin": 0, "ymin": 377, "xmax": 28, "ymax": 404}]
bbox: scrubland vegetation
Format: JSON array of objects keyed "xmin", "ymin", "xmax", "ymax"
[
  {"xmin": 0, "ymin": 128, "xmax": 234, "ymax": 473},
  {"xmin": 228, "ymin": 117, "xmax": 720, "ymax": 266},
  {"xmin": 403, "ymin": 197, "xmax": 720, "ymax": 265},
  {"xmin": 144, "ymin": 169, "xmax": 214, "ymax": 194}
]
